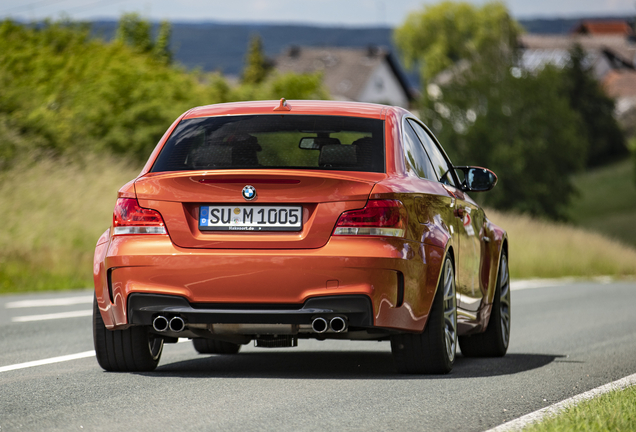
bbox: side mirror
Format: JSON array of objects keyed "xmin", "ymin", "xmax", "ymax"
[
  {"xmin": 455, "ymin": 166, "xmax": 498, "ymax": 192},
  {"xmin": 299, "ymin": 137, "xmax": 320, "ymax": 150}
]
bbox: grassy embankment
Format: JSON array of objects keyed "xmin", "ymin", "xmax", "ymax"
[
  {"xmin": 567, "ymin": 158, "xmax": 636, "ymax": 248},
  {"xmin": 0, "ymin": 156, "xmax": 140, "ymax": 293},
  {"xmin": 1, "ymin": 156, "xmax": 635, "ymax": 294},
  {"xmin": 524, "ymin": 386, "xmax": 636, "ymax": 432}
]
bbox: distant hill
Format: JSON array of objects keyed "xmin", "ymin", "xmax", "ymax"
[
  {"xmin": 89, "ymin": 15, "xmax": 634, "ymax": 89},
  {"xmin": 91, "ymin": 21, "xmax": 397, "ymax": 78}
]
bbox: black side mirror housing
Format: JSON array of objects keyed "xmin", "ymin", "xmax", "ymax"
[{"xmin": 455, "ymin": 166, "xmax": 498, "ymax": 192}]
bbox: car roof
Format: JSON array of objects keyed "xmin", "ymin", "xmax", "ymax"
[{"xmin": 183, "ymin": 99, "xmax": 394, "ymax": 120}]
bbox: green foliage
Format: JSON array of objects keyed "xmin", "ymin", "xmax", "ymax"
[
  {"xmin": 153, "ymin": 20, "xmax": 173, "ymax": 65},
  {"xmin": 395, "ymin": 1, "xmax": 628, "ymax": 220},
  {"xmin": 0, "ymin": 18, "xmax": 327, "ymax": 166},
  {"xmin": 0, "ymin": 154, "xmax": 141, "ymax": 293},
  {"xmin": 524, "ymin": 386, "xmax": 636, "ymax": 432},
  {"xmin": 242, "ymin": 34, "xmax": 271, "ymax": 85},
  {"xmin": 423, "ymin": 65, "xmax": 586, "ymax": 220},
  {"xmin": 394, "ymin": 1, "xmax": 521, "ymax": 82},
  {"xmin": 562, "ymin": 45, "xmax": 627, "ymax": 166},
  {"xmin": 567, "ymin": 158, "xmax": 636, "ymax": 247},
  {"xmin": 0, "ymin": 18, "xmax": 214, "ymax": 162},
  {"xmin": 116, "ymin": 12, "xmax": 153, "ymax": 54},
  {"xmin": 235, "ymin": 71, "xmax": 328, "ymax": 101}
]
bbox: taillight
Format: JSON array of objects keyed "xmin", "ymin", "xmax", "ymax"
[
  {"xmin": 333, "ymin": 199, "xmax": 407, "ymax": 238},
  {"xmin": 112, "ymin": 198, "xmax": 167, "ymax": 235}
]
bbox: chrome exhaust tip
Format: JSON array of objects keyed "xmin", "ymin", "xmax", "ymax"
[
  {"xmin": 330, "ymin": 316, "xmax": 347, "ymax": 333},
  {"xmin": 311, "ymin": 317, "xmax": 328, "ymax": 333},
  {"xmin": 169, "ymin": 316, "xmax": 185, "ymax": 332},
  {"xmin": 152, "ymin": 316, "xmax": 169, "ymax": 332}
]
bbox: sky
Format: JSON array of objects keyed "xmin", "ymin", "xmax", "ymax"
[{"xmin": 0, "ymin": 0, "xmax": 634, "ymax": 27}]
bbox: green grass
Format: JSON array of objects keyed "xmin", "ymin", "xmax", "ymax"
[
  {"xmin": 486, "ymin": 209, "xmax": 636, "ymax": 280},
  {"xmin": 524, "ymin": 386, "xmax": 636, "ymax": 432},
  {"xmin": 567, "ymin": 158, "xmax": 636, "ymax": 248},
  {"xmin": 0, "ymin": 154, "xmax": 141, "ymax": 293},
  {"xmin": 1, "ymin": 156, "xmax": 635, "ymax": 294}
]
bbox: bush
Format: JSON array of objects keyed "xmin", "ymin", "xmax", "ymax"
[{"xmin": 0, "ymin": 18, "xmax": 327, "ymax": 166}]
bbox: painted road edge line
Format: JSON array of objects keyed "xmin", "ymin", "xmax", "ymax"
[
  {"xmin": 6, "ymin": 295, "xmax": 93, "ymax": 309},
  {"xmin": 511, "ymin": 276, "xmax": 614, "ymax": 291},
  {"xmin": 0, "ymin": 339, "xmax": 190, "ymax": 373},
  {"xmin": 0, "ymin": 351, "xmax": 96, "ymax": 373},
  {"xmin": 12, "ymin": 310, "xmax": 93, "ymax": 322},
  {"xmin": 486, "ymin": 372, "xmax": 636, "ymax": 432}
]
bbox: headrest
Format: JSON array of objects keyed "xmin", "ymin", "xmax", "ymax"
[
  {"xmin": 319, "ymin": 145, "xmax": 357, "ymax": 167},
  {"xmin": 189, "ymin": 145, "xmax": 232, "ymax": 168}
]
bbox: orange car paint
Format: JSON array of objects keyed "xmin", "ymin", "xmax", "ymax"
[{"xmin": 94, "ymin": 100, "xmax": 506, "ymax": 338}]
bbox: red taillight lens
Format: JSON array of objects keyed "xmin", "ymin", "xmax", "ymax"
[
  {"xmin": 113, "ymin": 198, "xmax": 167, "ymax": 235},
  {"xmin": 333, "ymin": 199, "xmax": 407, "ymax": 237}
]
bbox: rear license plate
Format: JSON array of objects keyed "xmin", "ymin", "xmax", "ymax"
[{"xmin": 199, "ymin": 205, "xmax": 302, "ymax": 232}]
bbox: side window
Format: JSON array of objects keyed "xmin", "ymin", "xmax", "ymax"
[
  {"xmin": 408, "ymin": 120, "xmax": 457, "ymax": 187},
  {"xmin": 402, "ymin": 121, "xmax": 436, "ymax": 180}
]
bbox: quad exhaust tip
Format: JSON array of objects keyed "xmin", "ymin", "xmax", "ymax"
[
  {"xmin": 153, "ymin": 316, "xmax": 185, "ymax": 333},
  {"xmin": 311, "ymin": 317, "xmax": 328, "ymax": 333},
  {"xmin": 311, "ymin": 316, "xmax": 348, "ymax": 333},
  {"xmin": 169, "ymin": 316, "xmax": 185, "ymax": 332},
  {"xmin": 153, "ymin": 316, "xmax": 169, "ymax": 332},
  {"xmin": 330, "ymin": 316, "xmax": 347, "ymax": 333}
]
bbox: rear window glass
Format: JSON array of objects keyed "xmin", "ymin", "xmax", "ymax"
[{"xmin": 151, "ymin": 115, "xmax": 385, "ymax": 173}]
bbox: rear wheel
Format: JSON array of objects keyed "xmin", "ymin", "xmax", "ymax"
[
  {"xmin": 192, "ymin": 338, "xmax": 241, "ymax": 355},
  {"xmin": 459, "ymin": 251, "xmax": 510, "ymax": 357},
  {"xmin": 391, "ymin": 255, "xmax": 457, "ymax": 374},
  {"xmin": 93, "ymin": 298, "xmax": 163, "ymax": 372}
]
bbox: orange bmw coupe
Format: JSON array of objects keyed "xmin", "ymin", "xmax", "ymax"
[{"xmin": 93, "ymin": 99, "xmax": 509, "ymax": 374}]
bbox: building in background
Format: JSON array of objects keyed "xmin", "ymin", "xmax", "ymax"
[
  {"xmin": 275, "ymin": 46, "xmax": 415, "ymax": 108},
  {"xmin": 519, "ymin": 20, "xmax": 636, "ymax": 129}
]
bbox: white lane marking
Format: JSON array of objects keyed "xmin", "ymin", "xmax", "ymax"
[
  {"xmin": 6, "ymin": 295, "xmax": 93, "ymax": 309},
  {"xmin": 12, "ymin": 310, "xmax": 93, "ymax": 322},
  {"xmin": 0, "ymin": 351, "xmax": 96, "ymax": 373},
  {"xmin": 0, "ymin": 339, "xmax": 190, "ymax": 373},
  {"xmin": 511, "ymin": 279, "xmax": 575, "ymax": 291},
  {"xmin": 487, "ymin": 372, "xmax": 636, "ymax": 431},
  {"xmin": 511, "ymin": 276, "xmax": 614, "ymax": 291}
]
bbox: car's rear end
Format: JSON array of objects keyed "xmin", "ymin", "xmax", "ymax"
[{"xmin": 93, "ymin": 100, "xmax": 435, "ymax": 371}]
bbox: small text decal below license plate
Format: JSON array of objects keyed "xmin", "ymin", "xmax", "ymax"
[{"xmin": 199, "ymin": 205, "xmax": 302, "ymax": 231}]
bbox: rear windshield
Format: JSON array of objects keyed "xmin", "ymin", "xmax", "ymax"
[{"xmin": 151, "ymin": 115, "xmax": 385, "ymax": 173}]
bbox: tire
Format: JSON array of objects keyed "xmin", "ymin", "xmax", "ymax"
[
  {"xmin": 93, "ymin": 297, "xmax": 163, "ymax": 372},
  {"xmin": 391, "ymin": 255, "xmax": 457, "ymax": 374},
  {"xmin": 192, "ymin": 338, "xmax": 241, "ymax": 355},
  {"xmin": 459, "ymin": 251, "xmax": 510, "ymax": 357}
]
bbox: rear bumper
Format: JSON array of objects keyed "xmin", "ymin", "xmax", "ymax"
[
  {"xmin": 94, "ymin": 235, "xmax": 443, "ymax": 333},
  {"xmin": 128, "ymin": 293, "xmax": 373, "ymax": 326}
]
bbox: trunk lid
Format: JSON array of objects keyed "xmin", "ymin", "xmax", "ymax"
[{"xmin": 134, "ymin": 170, "xmax": 385, "ymax": 249}]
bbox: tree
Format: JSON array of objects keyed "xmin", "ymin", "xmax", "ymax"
[
  {"xmin": 116, "ymin": 12, "xmax": 153, "ymax": 53},
  {"xmin": 153, "ymin": 20, "xmax": 172, "ymax": 65},
  {"xmin": 423, "ymin": 66, "xmax": 587, "ymax": 220},
  {"xmin": 116, "ymin": 13, "xmax": 172, "ymax": 64},
  {"xmin": 396, "ymin": 1, "xmax": 587, "ymax": 219},
  {"xmin": 561, "ymin": 44, "xmax": 627, "ymax": 166},
  {"xmin": 394, "ymin": 1, "xmax": 521, "ymax": 82},
  {"xmin": 242, "ymin": 34, "xmax": 271, "ymax": 85}
]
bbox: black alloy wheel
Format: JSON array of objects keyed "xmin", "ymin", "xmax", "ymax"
[
  {"xmin": 458, "ymin": 250, "xmax": 510, "ymax": 357},
  {"xmin": 93, "ymin": 297, "xmax": 163, "ymax": 372},
  {"xmin": 391, "ymin": 255, "xmax": 457, "ymax": 374}
]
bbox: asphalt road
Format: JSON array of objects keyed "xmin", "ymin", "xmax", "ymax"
[{"xmin": 1, "ymin": 281, "xmax": 635, "ymax": 432}]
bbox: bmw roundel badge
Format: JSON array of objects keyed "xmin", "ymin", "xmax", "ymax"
[{"xmin": 242, "ymin": 185, "xmax": 256, "ymax": 201}]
